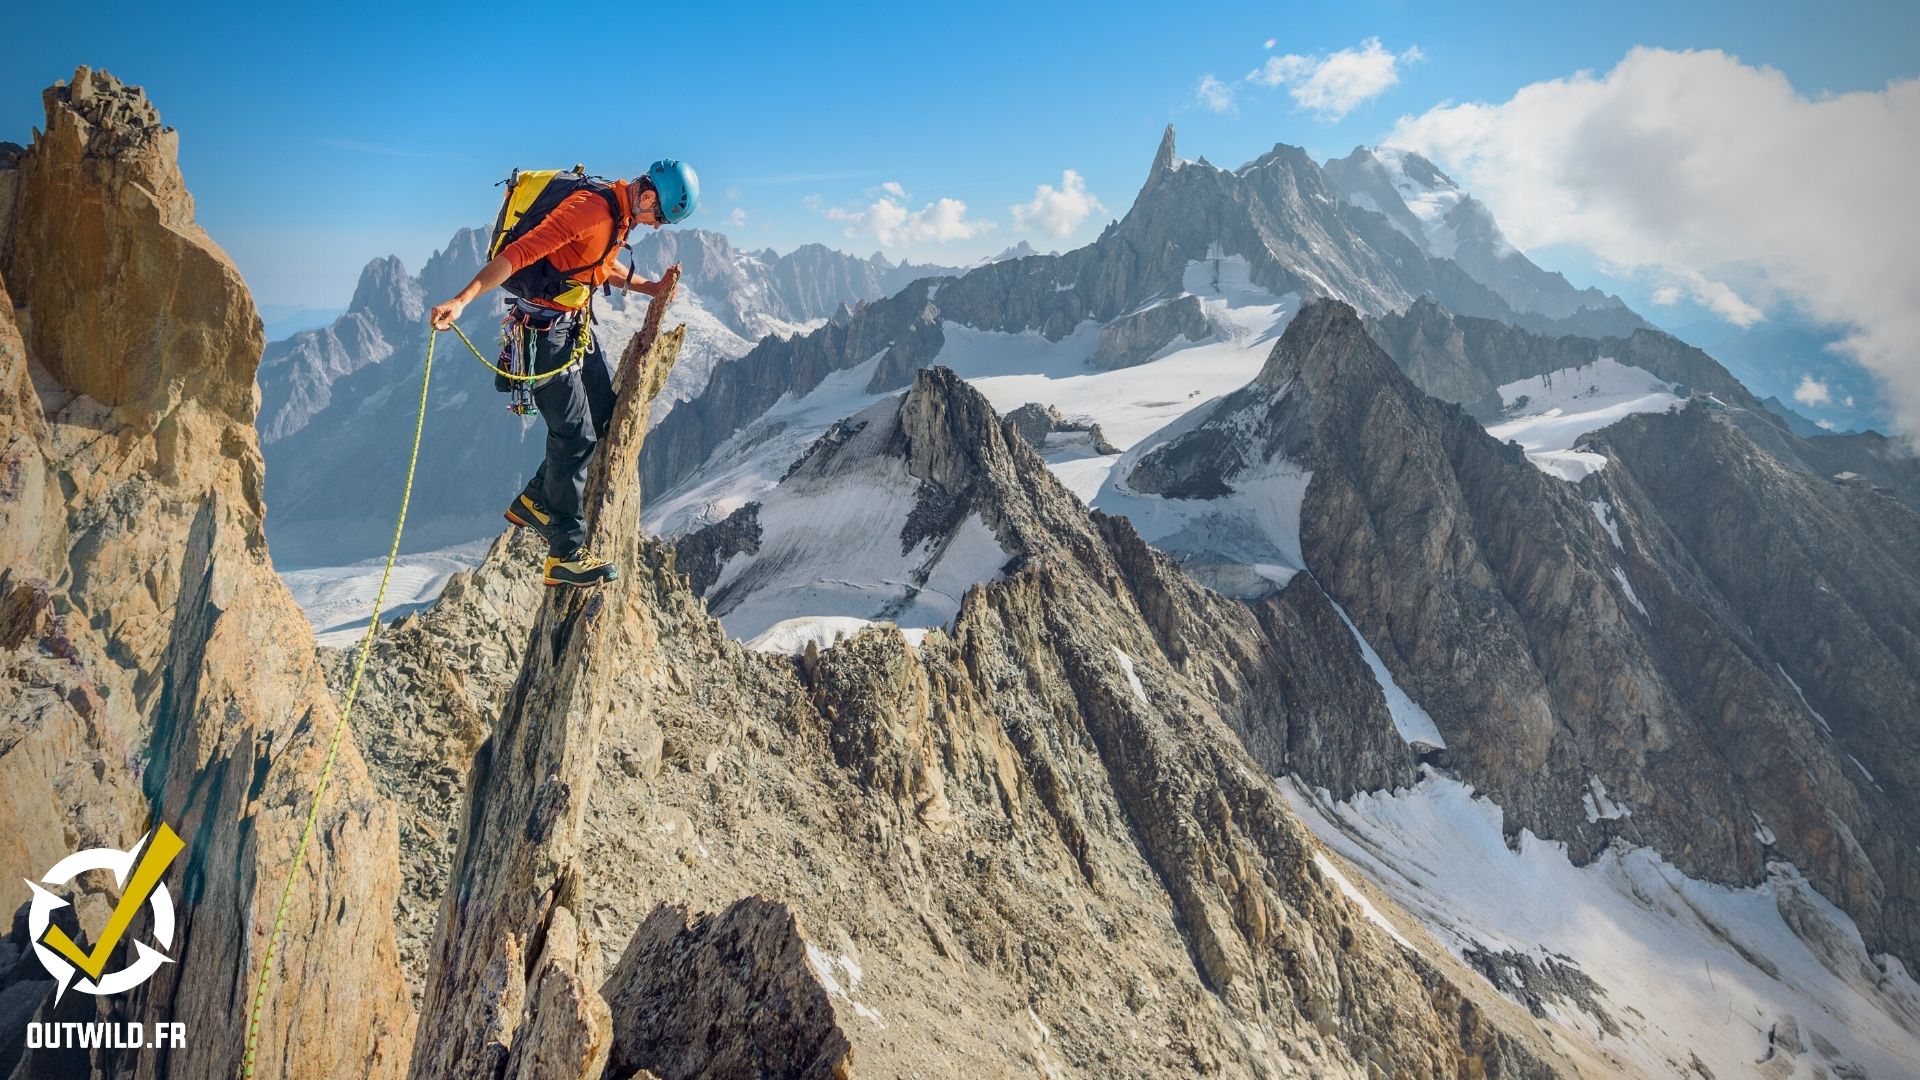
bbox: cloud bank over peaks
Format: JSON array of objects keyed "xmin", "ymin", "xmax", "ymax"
[{"xmin": 1388, "ymin": 47, "xmax": 1920, "ymax": 441}]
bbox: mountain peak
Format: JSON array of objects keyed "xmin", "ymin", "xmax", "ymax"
[
  {"xmin": 347, "ymin": 254, "xmax": 425, "ymax": 332},
  {"xmin": 1255, "ymin": 297, "xmax": 1389, "ymax": 392},
  {"xmin": 1134, "ymin": 123, "xmax": 1178, "ymax": 208}
]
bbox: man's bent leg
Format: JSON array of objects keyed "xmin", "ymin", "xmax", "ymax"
[
  {"xmin": 531, "ymin": 364, "xmax": 595, "ymax": 555},
  {"xmin": 582, "ymin": 335, "xmax": 615, "ymax": 438}
]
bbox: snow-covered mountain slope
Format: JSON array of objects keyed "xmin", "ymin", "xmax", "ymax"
[
  {"xmin": 689, "ymin": 395, "xmax": 1012, "ymax": 645},
  {"xmin": 1326, "ymin": 147, "xmax": 1638, "ymax": 330},
  {"xmin": 641, "ymin": 125, "xmax": 1662, "ymax": 518},
  {"xmin": 643, "ymin": 252, "xmax": 1302, "ymax": 538},
  {"xmin": 1116, "ymin": 299, "xmax": 1920, "ymax": 988},
  {"xmin": 1085, "ymin": 323, "xmax": 1314, "ymax": 599},
  {"xmin": 279, "ymin": 539, "xmax": 493, "ymax": 647},
  {"xmin": 1486, "ymin": 358, "xmax": 1684, "ymax": 481},
  {"xmin": 1286, "ymin": 773, "xmax": 1920, "ymax": 1079}
]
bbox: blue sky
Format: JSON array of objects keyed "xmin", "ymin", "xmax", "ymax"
[{"xmin": 6, "ymin": 0, "xmax": 1917, "ymax": 339}]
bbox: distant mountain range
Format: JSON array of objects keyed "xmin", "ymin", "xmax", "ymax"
[{"xmin": 255, "ymin": 228, "xmax": 967, "ymax": 563}]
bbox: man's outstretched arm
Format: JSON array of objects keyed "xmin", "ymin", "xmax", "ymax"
[
  {"xmin": 604, "ymin": 262, "xmax": 662, "ymax": 296},
  {"xmin": 430, "ymin": 254, "xmax": 514, "ymax": 329}
]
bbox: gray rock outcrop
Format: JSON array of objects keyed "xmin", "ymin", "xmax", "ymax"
[{"xmin": 1131, "ymin": 298, "xmax": 1920, "ymax": 975}]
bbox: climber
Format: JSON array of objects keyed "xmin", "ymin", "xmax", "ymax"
[{"xmin": 429, "ymin": 159, "xmax": 699, "ymax": 587}]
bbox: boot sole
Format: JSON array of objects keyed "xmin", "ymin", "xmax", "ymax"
[{"xmin": 543, "ymin": 575, "xmax": 616, "ymax": 588}]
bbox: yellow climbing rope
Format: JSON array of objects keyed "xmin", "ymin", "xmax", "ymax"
[
  {"xmin": 240, "ymin": 306, "xmax": 597, "ymax": 1074},
  {"xmin": 242, "ymin": 322, "xmax": 474, "ymax": 1076},
  {"xmin": 448, "ymin": 310, "xmax": 591, "ymax": 383}
]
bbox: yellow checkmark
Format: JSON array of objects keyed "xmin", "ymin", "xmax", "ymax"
[{"xmin": 39, "ymin": 824, "xmax": 185, "ymax": 980}]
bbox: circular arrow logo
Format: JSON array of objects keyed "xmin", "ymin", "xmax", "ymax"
[{"xmin": 26, "ymin": 824, "xmax": 184, "ymax": 1003}]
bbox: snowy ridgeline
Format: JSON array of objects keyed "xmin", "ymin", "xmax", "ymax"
[
  {"xmin": 1284, "ymin": 772, "xmax": 1920, "ymax": 1079},
  {"xmin": 700, "ymin": 396, "xmax": 1013, "ymax": 648},
  {"xmin": 279, "ymin": 265, "xmax": 1680, "ymax": 655},
  {"xmin": 1488, "ymin": 357, "xmax": 1683, "ymax": 482},
  {"xmin": 641, "ymin": 254, "xmax": 1308, "ymax": 648},
  {"xmin": 645, "ymin": 254, "xmax": 1301, "ymax": 543}
]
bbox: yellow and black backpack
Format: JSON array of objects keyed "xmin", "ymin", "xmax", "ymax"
[{"xmin": 487, "ymin": 166, "xmax": 627, "ymax": 308}]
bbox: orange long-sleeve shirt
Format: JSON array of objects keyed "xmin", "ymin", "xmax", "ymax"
[{"xmin": 498, "ymin": 179, "xmax": 636, "ymax": 309}]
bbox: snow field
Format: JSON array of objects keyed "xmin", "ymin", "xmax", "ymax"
[
  {"xmin": 1487, "ymin": 358, "xmax": 1683, "ymax": 482},
  {"xmin": 279, "ymin": 539, "xmax": 494, "ymax": 648},
  {"xmin": 702, "ymin": 398, "xmax": 1011, "ymax": 643},
  {"xmin": 1283, "ymin": 772, "xmax": 1920, "ymax": 1078}
]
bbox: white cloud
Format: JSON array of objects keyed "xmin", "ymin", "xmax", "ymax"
[
  {"xmin": 1195, "ymin": 74, "xmax": 1236, "ymax": 114},
  {"xmin": 1388, "ymin": 48, "xmax": 1920, "ymax": 440},
  {"xmin": 1249, "ymin": 37, "xmax": 1422, "ymax": 121},
  {"xmin": 1795, "ymin": 375, "xmax": 1833, "ymax": 407},
  {"xmin": 1817, "ymin": 419, "xmax": 1837, "ymax": 430},
  {"xmin": 824, "ymin": 191, "xmax": 992, "ymax": 247},
  {"xmin": 1651, "ymin": 285, "xmax": 1683, "ymax": 306},
  {"xmin": 727, "ymin": 208, "xmax": 747, "ymax": 227},
  {"xmin": 1010, "ymin": 170, "xmax": 1108, "ymax": 239},
  {"xmin": 881, "ymin": 181, "xmax": 907, "ymax": 198}
]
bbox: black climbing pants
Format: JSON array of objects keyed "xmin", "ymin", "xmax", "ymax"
[{"xmin": 518, "ymin": 312, "xmax": 614, "ymax": 557}]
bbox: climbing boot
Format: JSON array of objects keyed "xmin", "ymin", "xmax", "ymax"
[
  {"xmin": 543, "ymin": 547, "xmax": 619, "ymax": 588},
  {"xmin": 504, "ymin": 491, "xmax": 561, "ymax": 546}
]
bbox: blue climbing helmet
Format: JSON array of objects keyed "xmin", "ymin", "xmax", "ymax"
[{"xmin": 646, "ymin": 159, "xmax": 700, "ymax": 223}]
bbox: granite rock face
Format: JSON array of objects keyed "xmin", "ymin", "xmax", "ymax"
[
  {"xmin": 0, "ymin": 68, "xmax": 411, "ymax": 1078},
  {"xmin": 600, "ymin": 898, "xmax": 855, "ymax": 1080},
  {"xmin": 1088, "ymin": 292, "xmax": 1215, "ymax": 370},
  {"xmin": 315, "ymin": 528, "xmax": 549, "ymax": 1001}
]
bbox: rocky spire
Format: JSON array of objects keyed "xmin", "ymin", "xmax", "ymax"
[
  {"xmin": 1132, "ymin": 123, "xmax": 1178, "ymax": 210},
  {"xmin": 408, "ymin": 278, "xmax": 687, "ymax": 1078},
  {"xmin": 347, "ymin": 254, "xmax": 425, "ymax": 341}
]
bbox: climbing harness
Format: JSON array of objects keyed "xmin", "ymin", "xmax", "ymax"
[{"xmin": 492, "ymin": 299, "xmax": 597, "ymax": 415}]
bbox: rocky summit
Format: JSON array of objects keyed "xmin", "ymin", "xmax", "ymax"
[{"xmin": 5, "ymin": 67, "xmax": 1920, "ymax": 1080}]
